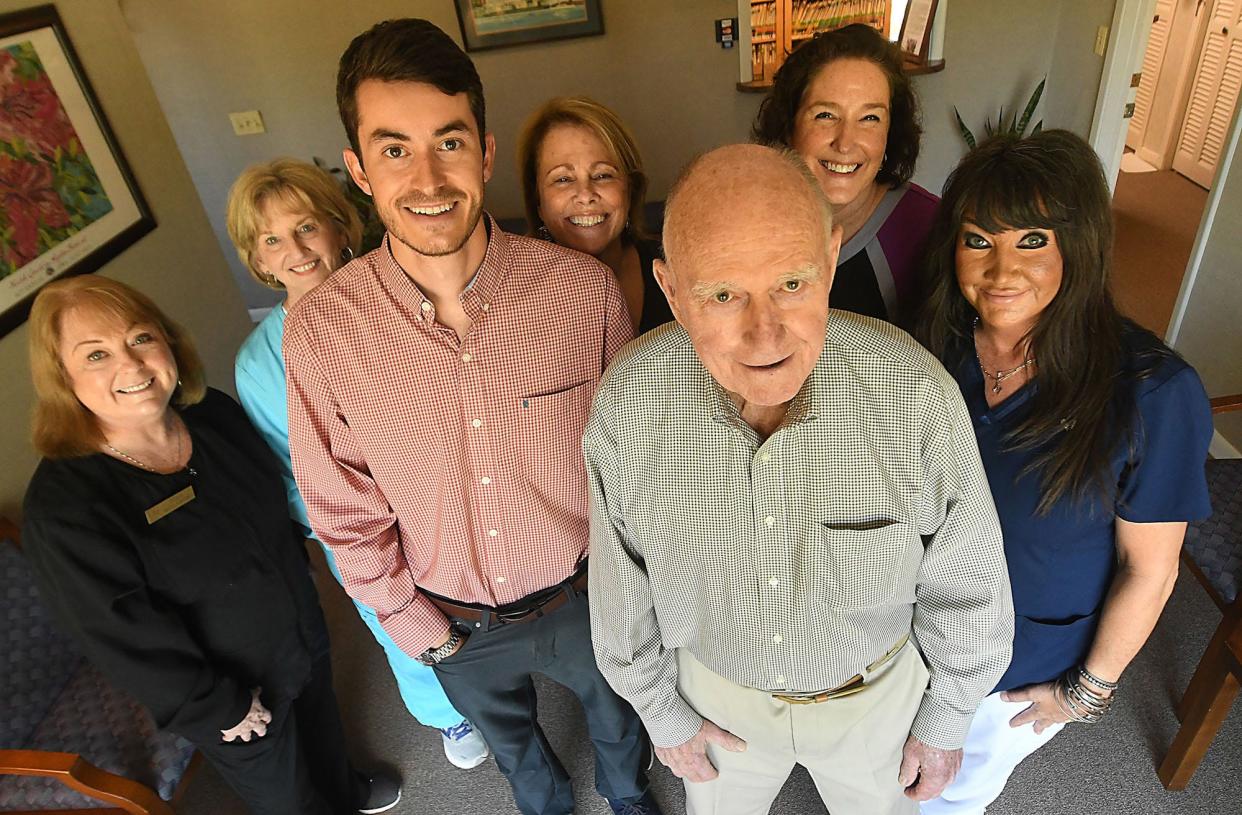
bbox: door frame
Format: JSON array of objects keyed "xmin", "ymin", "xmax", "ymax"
[
  {"xmin": 1092, "ymin": 0, "xmax": 1242, "ymax": 457},
  {"xmin": 1090, "ymin": 0, "xmax": 1160, "ymax": 192}
]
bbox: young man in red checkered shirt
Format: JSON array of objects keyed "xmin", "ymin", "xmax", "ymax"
[{"xmin": 283, "ymin": 18, "xmax": 660, "ymax": 815}]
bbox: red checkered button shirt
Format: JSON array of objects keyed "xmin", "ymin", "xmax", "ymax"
[{"xmin": 284, "ymin": 218, "xmax": 634, "ymax": 655}]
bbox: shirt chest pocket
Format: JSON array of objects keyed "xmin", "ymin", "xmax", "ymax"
[
  {"xmin": 813, "ymin": 521, "xmax": 920, "ymax": 610},
  {"xmin": 516, "ymin": 379, "xmax": 596, "ymax": 507}
]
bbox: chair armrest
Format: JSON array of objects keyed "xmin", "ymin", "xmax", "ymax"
[
  {"xmin": 0, "ymin": 750, "xmax": 173, "ymax": 815},
  {"xmin": 1211, "ymin": 394, "xmax": 1242, "ymax": 415}
]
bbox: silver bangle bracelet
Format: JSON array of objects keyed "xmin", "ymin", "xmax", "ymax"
[{"xmin": 1078, "ymin": 664, "xmax": 1120, "ymax": 693}]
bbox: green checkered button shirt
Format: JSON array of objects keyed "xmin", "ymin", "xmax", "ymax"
[{"xmin": 585, "ymin": 311, "xmax": 1014, "ymax": 750}]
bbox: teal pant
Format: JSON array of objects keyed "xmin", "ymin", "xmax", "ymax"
[{"xmin": 318, "ymin": 542, "xmax": 465, "ymax": 730}]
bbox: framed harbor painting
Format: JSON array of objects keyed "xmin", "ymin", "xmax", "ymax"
[
  {"xmin": 454, "ymin": 0, "xmax": 604, "ymax": 52},
  {"xmin": 0, "ymin": 5, "xmax": 154, "ymax": 337}
]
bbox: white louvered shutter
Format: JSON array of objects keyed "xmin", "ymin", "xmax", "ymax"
[
  {"xmin": 1129, "ymin": 0, "xmax": 1177, "ymax": 149},
  {"xmin": 1174, "ymin": 0, "xmax": 1242, "ymax": 187}
]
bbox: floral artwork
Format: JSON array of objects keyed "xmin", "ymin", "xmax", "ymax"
[
  {"xmin": 0, "ymin": 6, "xmax": 152, "ymax": 337},
  {"xmin": 0, "ymin": 41, "xmax": 111, "ymax": 280}
]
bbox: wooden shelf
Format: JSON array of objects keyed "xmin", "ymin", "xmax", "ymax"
[{"xmin": 903, "ymin": 57, "xmax": 945, "ymax": 76}]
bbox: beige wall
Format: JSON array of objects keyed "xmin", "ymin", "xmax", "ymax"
[
  {"xmin": 1171, "ymin": 118, "xmax": 1242, "ymax": 449},
  {"xmin": 121, "ymin": 0, "xmax": 758, "ymax": 310},
  {"xmin": 0, "ymin": 0, "xmax": 251, "ymax": 519},
  {"xmin": 123, "ymin": 0, "xmax": 1114, "ymax": 311},
  {"xmin": 1045, "ymin": 0, "xmax": 1116, "ymax": 135}
]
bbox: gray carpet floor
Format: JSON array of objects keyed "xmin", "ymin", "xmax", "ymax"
[{"xmin": 179, "ymin": 546, "xmax": 1241, "ymax": 815}]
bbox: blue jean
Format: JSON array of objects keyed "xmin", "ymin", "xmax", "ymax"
[{"xmin": 318, "ymin": 543, "xmax": 465, "ymax": 730}]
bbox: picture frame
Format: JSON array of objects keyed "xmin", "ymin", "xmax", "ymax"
[
  {"xmin": 897, "ymin": 0, "xmax": 939, "ymax": 64},
  {"xmin": 453, "ymin": 0, "xmax": 604, "ymax": 53},
  {"xmin": 0, "ymin": 4, "xmax": 154, "ymax": 337}
]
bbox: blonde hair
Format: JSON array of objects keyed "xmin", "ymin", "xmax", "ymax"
[
  {"xmin": 29, "ymin": 275, "xmax": 206, "ymax": 459},
  {"xmin": 516, "ymin": 96, "xmax": 649, "ymax": 244},
  {"xmin": 225, "ymin": 158, "xmax": 363, "ymax": 289}
]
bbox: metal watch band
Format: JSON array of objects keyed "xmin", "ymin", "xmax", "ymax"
[{"xmin": 419, "ymin": 629, "xmax": 462, "ymax": 665}]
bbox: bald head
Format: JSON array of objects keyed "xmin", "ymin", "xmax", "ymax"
[
  {"xmin": 651, "ymin": 143, "xmax": 842, "ymax": 417},
  {"xmin": 662, "ymin": 144, "xmax": 833, "ymax": 273}
]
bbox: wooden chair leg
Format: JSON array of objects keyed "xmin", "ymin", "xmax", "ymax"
[
  {"xmin": 1159, "ymin": 639, "xmax": 1242, "ymax": 789},
  {"xmin": 1178, "ymin": 611, "xmax": 1238, "ymax": 721}
]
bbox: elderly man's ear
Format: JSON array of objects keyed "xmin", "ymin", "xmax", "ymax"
[
  {"xmin": 653, "ymin": 259, "xmax": 682, "ymax": 323},
  {"xmin": 824, "ymin": 223, "xmax": 844, "ymax": 290}
]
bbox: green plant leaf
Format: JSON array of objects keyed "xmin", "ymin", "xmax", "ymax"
[
  {"xmin": 1032, "ymin": 120, "xmax": 1044, "ymax": 134},
  {"xmin": 1017, "ymin": 77, "xmax": 1046, "ymax": 135},
  {"xmin": 953, "ymin": 107, "xmax": 977, "ymax": 149}
]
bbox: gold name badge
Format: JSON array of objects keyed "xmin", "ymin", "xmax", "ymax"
[{"xmin": 144, "ymin": 486, "xmax": 196, "ymax": 525}]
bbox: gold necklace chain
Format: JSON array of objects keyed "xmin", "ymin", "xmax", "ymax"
[{"xmin": 104, "ymin": 423, "xmax": 196, "ymax": 476}]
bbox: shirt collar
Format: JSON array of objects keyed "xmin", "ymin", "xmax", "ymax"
[
  {"xmin": 375, "ymin": 213, "xmax": 510, "ymax": 321},
  {"xmin": 705, "ymin": 349, "xmax": 825, "ymax": 430}
]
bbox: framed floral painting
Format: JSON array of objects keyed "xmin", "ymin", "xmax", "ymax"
[{"xmin": 0, "ymin": 5, "xmax": 154, "ymax": 337}]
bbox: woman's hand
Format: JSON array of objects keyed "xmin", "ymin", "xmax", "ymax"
[
  {"xmin": 1002, "ymin": 681, "xmax": 1078, "ymax": 734},
  {"xmin": 220, "ymin": 687, "xmax": 272, "ymax": 743}
]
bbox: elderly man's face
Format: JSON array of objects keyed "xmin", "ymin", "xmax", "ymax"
[{"xmin": 658, "ymin": 213, "xmax": 839, "ymax": 408}]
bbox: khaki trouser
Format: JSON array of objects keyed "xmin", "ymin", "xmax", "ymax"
[{"xmin": 677, "ymin": 641, "xmax": 930, "ymax": 815}]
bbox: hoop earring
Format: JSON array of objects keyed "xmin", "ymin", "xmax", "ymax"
[
  {"xmin": 536, "ymin": 225, "xmax": 554, "ymax": 242},
  {"xmin": 342, "ymin": 246, "xmax": 354, "ymax": 261}
]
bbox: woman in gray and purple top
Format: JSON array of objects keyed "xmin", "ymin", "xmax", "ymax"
[{"xmin": 755, "ymin": 23, "xmax": 936, "ymax": 326}]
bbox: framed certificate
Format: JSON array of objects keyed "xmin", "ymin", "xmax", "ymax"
[{"xmin": 898, "ymin": 0, "xmax": 939, "ymax": 64}]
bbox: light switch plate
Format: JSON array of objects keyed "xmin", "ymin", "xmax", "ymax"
[
  {"xmin": 229, "ymin": 110, "xmax": 265, "ymax": 136},
  {"xmin": 1094, "ymin": 26, "xmax": 1109, "ymax": 57}
]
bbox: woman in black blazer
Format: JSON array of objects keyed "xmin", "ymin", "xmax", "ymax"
[{"xmin": 21, "ymin": 274, "xmax": 400, "ymax": 815}]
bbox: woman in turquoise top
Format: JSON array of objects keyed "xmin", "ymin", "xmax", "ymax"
[{"xmin": 227, "ymin": 158, "xmax": 489, "ymax": 769}]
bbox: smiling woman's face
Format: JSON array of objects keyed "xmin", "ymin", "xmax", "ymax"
[
  {"xmin": 57, "ymin": 305, "xmax": 178, "ymax": 434},
  {"xmin": 790, "ymin": 57, "xmax": 891, "ymax": 211},
  {"xmin": 535, "ymin": 123, "xmax": 630, "ymax": 258},
  {"xmin": 955, "ymin": 222, "xmax": 1064, "ymax": 335}
]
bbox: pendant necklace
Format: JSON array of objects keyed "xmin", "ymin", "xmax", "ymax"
[
  {"xmin": 105, "ymin": 422, "xmax": 196, "ymax": 476},
  {"xmin": 976, "ymin": 354, "xmax": 1036, "ymax": 395}
]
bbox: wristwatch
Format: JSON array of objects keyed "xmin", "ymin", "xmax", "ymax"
[{"xmin": 417, "ymin": 627, "xmax": 466, "ymax": 666}]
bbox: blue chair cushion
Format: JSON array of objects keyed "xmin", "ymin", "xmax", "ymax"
[
  {"xmin": 0, "ymin": 536, "xmax": 196, "ymax": 807},
  {"xmin": 0, "ymin": 663, "xmax": 196, "ymax": 807},
  {"xmin": 1184, "ymin": 458, "xmax": 1242, "ymax": 606},
  {"xmin": 0, "ymin": 539, "xmax": 84, "ymax": 747}
]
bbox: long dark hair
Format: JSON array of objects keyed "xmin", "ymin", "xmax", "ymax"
[
  {"xmin": 752, "ymin": 23, "xmax": 921, "ymax": 188},
  {"xmin": 916, "ymin": 130, "xmax": 1162, "ymax": 514}
]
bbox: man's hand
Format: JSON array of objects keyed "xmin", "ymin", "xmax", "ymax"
[
  {"xmin": 898, "ymin": 735, "xmax": 962, "ymax": 801},
  {"xmin": 220, "ymin": 687, "xmax": 272, "ymax": 743},
  {"xmin": 654, "ymin": 720, "xmax": 747, "ymax": 783}
]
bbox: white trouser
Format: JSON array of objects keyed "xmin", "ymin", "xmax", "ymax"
[
  {"xmin": 677, "ymin": 642, "xmax": 928, "ymax": 815},
  {"xmin": 920, "ymin": 691, "xmax": 1064, "ymax": 815}
]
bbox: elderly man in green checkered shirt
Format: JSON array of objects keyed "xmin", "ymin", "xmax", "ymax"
[{"xmin": 585, "ymin": 144, "xmax": 1014, "ymax": 815}]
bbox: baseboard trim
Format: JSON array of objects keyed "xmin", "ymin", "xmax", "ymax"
[{"xmin": 1209, "ymin": 430, "xmax": 1241, "ymax": 460}]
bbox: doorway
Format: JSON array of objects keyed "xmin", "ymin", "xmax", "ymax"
[{"xmin": 1103, "ymin": 0, "xmax": 1240, "ymax": 335}]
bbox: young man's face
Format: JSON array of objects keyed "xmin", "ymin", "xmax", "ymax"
[{"xmin": 344, "ymin": 80, "xmax": 494, "ymax": 259}]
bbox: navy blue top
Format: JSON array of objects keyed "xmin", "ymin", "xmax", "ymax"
[{"xmin": 948, "ymin": 327, "xmax": 1213, "ymax": 692}]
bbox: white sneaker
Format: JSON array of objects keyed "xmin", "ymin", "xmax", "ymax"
[{"xmin": 439, "ymin": 720, "xmax": 490, "ymax": 769}]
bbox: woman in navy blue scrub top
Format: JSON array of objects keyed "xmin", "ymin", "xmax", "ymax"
[{"xmin": 915, "ymin": 130, "xmax": 1213, "ymax": 814}]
